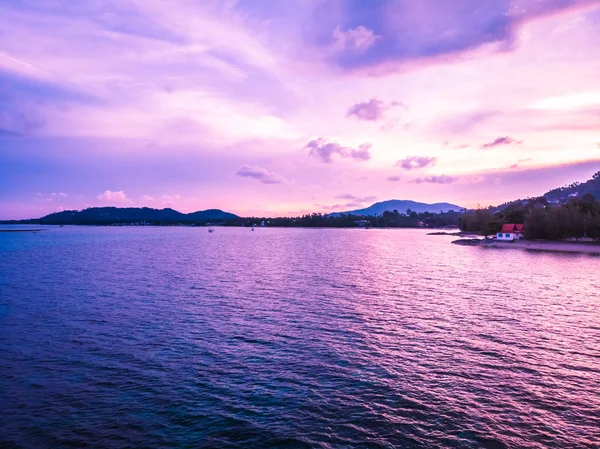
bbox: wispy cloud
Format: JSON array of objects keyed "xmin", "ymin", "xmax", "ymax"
[
  {"xmin": 387, "ymin": 176, "xmax": 402, "ymax": 182},
  {"xmin": 346, "ymin": 98, "xmax": 405, "ymax": 122},
  {"xmin": 442, "ymin": 141, "xmax": 469, "ymax": 150},
  {"xmin": 140, "ymin": 194, "xmax": 181, "ymax": 207},
  {"xmin": 0, "ymin": 91, "xmax": 46, "ymax": 136},
  {"xmin": 509, "ymin": 158, "xmax": 533, "ymax": 169},
  {"xmin": 319, "ymin": 193, "xmax": 376, "ymax": 211},
  {"xmin": 396, "ymin": 156, "xmax": 437, "ymax": 170},
  {"xmin": 334, "ymin": 194, "xmax": 376, "ymax": 203},
  {"xmin": 481, "ymin": 136, "xmax": 523, "ymax": 149},
  {"xmin": 236, "ymin": 165, "xmax": 287, "ymax": 184},
  {"xmin": 435, "ymin": 111, "xmax": 498, "ymax": 135},
  {"xmin": 410, "ymin": 175, "xmax": 458, "ymax": 184},
  {"xmin": 529, "ymin": 92, "xmax": 600, "ymax": 110},
  {"xmin": 305, "ymin": 138, "xmax": 372, "ymax": 163}
]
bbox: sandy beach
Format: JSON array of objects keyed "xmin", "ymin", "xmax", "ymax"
[{"xmin": 482, "ymin": 240, "xmax": 600, "ymax": 254}]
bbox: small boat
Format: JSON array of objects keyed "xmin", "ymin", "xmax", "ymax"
[{"xmin": 208, "ymin": 223, "xmax": 214, "ymax": 233}]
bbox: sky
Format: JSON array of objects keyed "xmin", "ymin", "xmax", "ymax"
[{"xmin": 1, "ymin": 0, "xmax": 599, "ymax": 219}]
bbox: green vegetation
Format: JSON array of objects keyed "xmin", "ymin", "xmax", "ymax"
[
  {"xmin": 460, "ymin": 194, "xmax": 600, "ymax": 241},
  {"xmin": 545, "ymin": 171, "xmax": 600, "ymax": 202},
  {"xmin": 491, "ymin": 170, "xmax": 600, "ymax": 213},
  {"xmin": 240, "ymin": 209, "xmax": 462, "ymax": 228},
  {"xmin": 1, "ymin": 207, "xmax": 461, "ymax": 228},
  {"xmin": 1, "ymin": 207, "xmax": 239, "ymax": 225}
]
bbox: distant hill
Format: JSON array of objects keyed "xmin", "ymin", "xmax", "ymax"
[
  {"xmin": 492, "ymin": 170, "xmax": 600, "ymax": 212},
  {"xmin": 331, "ymin": 200, "xmax": 463, "ymax": 216},
  {"xmin": 186, "ymin": 209, "xmax": 239, "ymax": 220},
  {"xmin": 34, "ymin": 207, "xmax": 238, "ymax": 225}
]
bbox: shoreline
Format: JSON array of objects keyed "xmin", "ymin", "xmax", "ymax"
[
  {"xmin": 0, "ymin": 229, "xmax": 46, "ymax": 233},
  {"xmin": 483, "ymin": 240, "xmax": 600, "ymax": 254}
]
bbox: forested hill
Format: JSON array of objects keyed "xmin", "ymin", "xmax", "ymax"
[
  {"xmin": 544, "ymin": 171, "xmax": 600, "ymax": 202},
  {"xmin": 29, "ymin": 207, "xmax": 238, "ymax": 224},
  {"xmin": 460, "ymin": 171, "xmax": 600, "ymax": 240},
  {"xmin": 493, "ymin": 171, "xmax": 600, "ymax": 212}
]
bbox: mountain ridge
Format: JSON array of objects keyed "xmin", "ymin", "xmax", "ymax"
[
  {"xmin": 31, "ymin": 206, "xmax": 239, "ymax": 224},
  {"xmin": 329, "ymin": 199, "xmax": 463, "ymax": 217}
]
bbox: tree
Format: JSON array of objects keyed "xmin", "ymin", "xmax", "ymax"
[
  {"xmin": 588, "ymin": 214, "xmax": 600, "ymax": 240},
  {"xmin": 459, "ymin": 208, "xmax": 493, "ymax": 233},
  {"xmin": 525, "ymin": 208, "xmax": 548, "ymax": 240},
  {"xmin": 481, "ymin": 218, "xmax": 503, "ymax": 238}
]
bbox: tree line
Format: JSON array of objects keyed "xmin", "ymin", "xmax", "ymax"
[
  {"xmin": 237, "ymin": 209, "xmax": 462, "ymax": 228},
  {"xmin": 459, "ymin": 194, "xmax": 600, "ymax": 241}
]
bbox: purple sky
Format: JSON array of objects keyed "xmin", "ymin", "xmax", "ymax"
[{"xmin": 1, "ymin": 0, "xmax": 599, "ymax": 219}]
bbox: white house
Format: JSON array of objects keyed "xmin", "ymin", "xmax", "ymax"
[{"xmin": 496, "ymin": 224, "xmax": 525, "ymax": 241}]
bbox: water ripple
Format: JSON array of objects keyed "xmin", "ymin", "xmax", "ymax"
[{"xmin": 1, "ymin": 227, "xmax": 599, "ymax": 448}]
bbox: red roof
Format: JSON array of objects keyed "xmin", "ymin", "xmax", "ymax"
[{"xmin": 501, "ymin": 223, "xmax": 524, "ymax": 233}]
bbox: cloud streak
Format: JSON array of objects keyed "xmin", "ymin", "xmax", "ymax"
[
  {"xmin": 334, "ymin": 194, "xmax": 376, "ymax": 204},
  {"xmin": 396, "ymin": 156, "xmax": 437, "ymax": 170},
  {"xmin": 236, "ymin": 165, "xmax": 287, "ymax": 184},
  {"xmin": 305, "ymin": 138, "xmax": 372, "ymax": 163},
  {"xmin": 481, "ymin": 136, "xmax": 523, "ymax": 149},
  {"xmin": 410, "ymin": 175, "xmax": 459, "ymax": 185}
]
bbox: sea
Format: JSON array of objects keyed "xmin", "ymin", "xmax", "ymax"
[{"xmin": 1, "ymin": 226, "xmax": 599, "ymax": 448}]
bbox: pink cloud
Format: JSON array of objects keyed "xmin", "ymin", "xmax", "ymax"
[
  {"xmin": 334, "ymin": 194, "xmax": 376, "ymax": 204},
  {"xmin": 346, "ymin": 98, "xmax": 405, "ymax": 122},
  {"xmin": 481, "ymin": 136, "xmax": 523, "ymax": 149},
  {"xmin": 396, "ymin": 156, "xmax": 438, "ymax": 170},
  {"xmin": 97, "ymin": 190, "xmax": 132, "ymax": 205},
  {"xmin": 332, "ymin": 26, "xmax": 381, "ymax": 52},
  {"xmin": 305, "ymin": 138, "xmax": 372, "ymax": 163},
  {"xmin": 236, "ymin": 165, "xmax": 287, "ymax": 184},
  {"xmin": 410, "ymin": 175, "xmax": 459, "ymax": 185}
]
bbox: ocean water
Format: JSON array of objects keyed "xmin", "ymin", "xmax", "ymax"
[{"xmin": 1, "ymin": 226, "xmax": 599, "ymax": 449}]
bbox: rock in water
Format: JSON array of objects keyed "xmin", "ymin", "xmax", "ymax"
[{"xmin": 451, "ymin": 238, "xmax": 482, "ymax": 246}]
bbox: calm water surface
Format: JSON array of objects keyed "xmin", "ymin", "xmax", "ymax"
[{"xmin": 1, "ymin": 227, "xmax": 599, "ymax": 448}]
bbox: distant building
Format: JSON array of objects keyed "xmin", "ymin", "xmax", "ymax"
[
  {"xmin": 355, "ymin": 220, "xmax": 371, "ymax": 227},
  {"xmin": 497, "ymin": 224, "xmax": 525, "ymax": 241}
]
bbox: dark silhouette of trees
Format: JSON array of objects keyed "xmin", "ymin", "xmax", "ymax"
[
  {"xmin": 461, "ymin": 194, "xmax": 600, "ymax": 241},
  {"xmin": 242, "ymin": 210, "xmax": 462, "ymax": 229}
]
